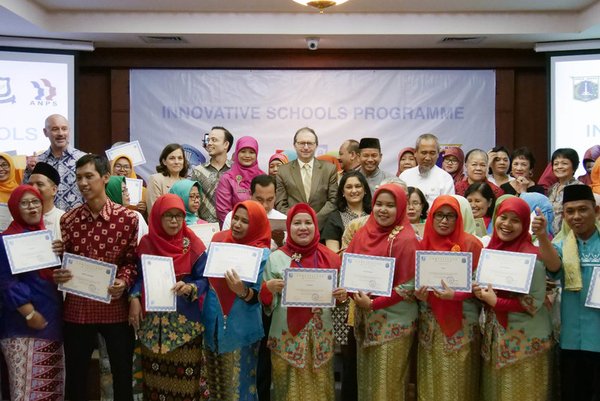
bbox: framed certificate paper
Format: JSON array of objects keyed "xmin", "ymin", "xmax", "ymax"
[
  {"xmin": 105, "ymin": 140, "xmax": 146, "ymax": 166},
  {"xmin": 340, "ymin": 253, "xmax": 395, "ymax": 297},
  {"xmin": 125, "ymin": 178, "xmax": 143, "ymax": 206},
  {"xmin": 189, "ymin": 223, "xmax": 220, "ymax": 246},
  {"xmin": 141, "ymin": 255, "xmax": 176, "ymax": 312},
  {"xmin": 0, "ymin": 203, "xmax": 12, "ymax": 232},
  {"xmin": 204, "ymin": 242, "xmax": 264, "ymax": 283},
  {"xmin": 415, "ymin": 251, "xmax": 472, "ymax": 292},
  {"xmin": 475, "ymin": 249, "xmax": 536, "ymax": 294},
  {"xmin": 585, "ymin": 266, "xmax": 600, "ymax": 309},
  {"xmin": 3, "ymin": 230, "xmax": 61, "ymax": 274},
  {"xmin": 281, "ymin": 268, "xmax": 337, "ymax": 308},
  {"xmin": 58, "ymin": 253, "xmax": 117, "ymax": 303}
]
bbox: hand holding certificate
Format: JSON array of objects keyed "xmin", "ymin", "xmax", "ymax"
[
  {"xmin": 204, "ymin": 242, "xmax": 264, "ymax": 283},
  {"xmin": 475, "ymin": 249, "xmax": 536, "ymax": 294},
  {"xmin": 415, "ymin": 251, "xmax": 472, "ymax": 292},
  {"xmin": 141, "ymin": 255, "xmax": 176, "ymax": 312},
  {"xmin": 125, "ymin": 178, "xmax": 143, "ymax": 206},
  {"xmin": 340, "ymin": 253, "xmax": 395, "ymax": 296},
  {"xmin": 105, "ymin": 140, "xmax": 146, "ymax": 166},
  {"xmin": 282, "ymin": 268, "xmax": 338, "ymax": 308},
  {"xmin": 3, "ymin": 230, "xmax": 61, "ymax": 274},
  {"xmin": 58, "ymin": 253, "xmax": 117, "ymax": 303}
]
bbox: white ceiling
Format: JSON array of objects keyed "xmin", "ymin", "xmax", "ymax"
[{"xmin": 1, "ymin": 0, "xmax": 600, "ymax": 49}]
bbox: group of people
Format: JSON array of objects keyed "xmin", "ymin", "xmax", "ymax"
[{"xmin": 0, "ymin": 114, "xmax": 599, "ymax": 401}]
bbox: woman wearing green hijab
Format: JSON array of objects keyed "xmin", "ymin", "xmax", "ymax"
[
  {"xmin": 105, "ymin": 175, "xmax": 148, "ymax": 243},
  {"xmin": 169, "ymin": 179, "xmax": 206, "ymax": 226}
]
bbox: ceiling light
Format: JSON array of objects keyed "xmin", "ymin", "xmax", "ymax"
[{"xmin": 292, "ymin": 0, "xmax": 350, "ymax": 13}]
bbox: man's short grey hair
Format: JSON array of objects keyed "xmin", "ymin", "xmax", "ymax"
[
  {"xmin": 415, "ymin": 133, "xmax": 440, "ymax": 152},
  {"xmin": 377, "ymin": 177, "xmax": 408, "ymax": 193}
]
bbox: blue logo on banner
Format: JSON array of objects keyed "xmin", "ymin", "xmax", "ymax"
[
  {"xmin": 0, "ymin": 77, "xmax": 16, "ymax": 104},
  {"xmin": 31, "ymin": 79, "xmax": 57, "ymax": 101},
  {"xmin": 573, "ymin": 77, "xmax": 599, "ymax": 102}
]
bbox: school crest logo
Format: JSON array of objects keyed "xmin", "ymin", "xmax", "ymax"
[
  {"xmin": 0, "ymin": 77, "xmax": 16, "ymax": 104},
  {"xmin": 573, "ymin": 76, "xmax": 599, "ymax": 102}
]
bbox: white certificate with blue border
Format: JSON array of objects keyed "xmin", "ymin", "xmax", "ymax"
[
  {"xmin": 58, "ymin": 253, "xmax": 117, "ymax": 304},
  {"xmin": 204, "ymin": 242, "xmax": 263, "ymax": 283},
  {"xmin": 3, "ymin": 230, "xmax": 61, "ymax": 274},
  {"xmin": 125, "ymin": 178, "xmax": 143, "ymax": 206},
  {"xmin": 340, "ymin": 253, "xmax": 395, "ymax": 297},
  {"xmin": 105, "ymin": 140, "xmax": 146, "ymax": 166},
  {"xmin": 0, "ymin": 203, "xmax": 12, "ymax": 232},
  {"xmin": 475, "ymin": 249, "xmax": 536, "ymax": 294},
  {"xmin": 585, "ymin": 266, "xmax": 600, "ymax": 309},
  {"xmin": 189, "ymin": 223, "xmax": 220, "ymax": 246},
  {"xmin": 281, "ymin": 268, "xmax": 337, "ymax": 308},
  {"xmin": 141, "ymin": 254, "xmax": 176, "ymax": 312},
  {"xmin": 415, "ymin": 251, "xmax": 472, "ymax": 292}
]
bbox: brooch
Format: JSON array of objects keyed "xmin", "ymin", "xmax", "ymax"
[
  {"xmin": 183, "ymin": 237, "xmax": 190, "ymax": 253},
  {"xmin": 236, "ymin": 175, "xmax": 243, "ymax": 185},
  {"xmin": 388, "ymin": 225, "xmax": 403, "ymax": 240},
  {"xmin": 291, "ymin": 252, "xmax": 302, "ymax": 262}
]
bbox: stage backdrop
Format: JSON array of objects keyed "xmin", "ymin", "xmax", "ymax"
[{"xmin": 130, "ymin": 69, "xmax": 495, "ymax": 179}]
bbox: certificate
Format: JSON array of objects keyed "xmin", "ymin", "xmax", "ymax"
[
  {"xmin": 189, "ymin": 223, "xmax": 220, "ymax": 246},
  {"xmin": 282, "ymin": 268, "xmax": 337, "ymax": 308},
  {"xmin": 415, "ymin": 251, "xmax": 472, "ymax": 291},
  {"xmin": 141, "ymin": 255, "xmax": 176, "ymax": 312},
  {"xmin": 0, "ymin": 203, "xmax": 13, "ymax": 232},
  {"xmin": 585, "ymin": 266, "xmax": 600, "ymax": 309},
  {"xmin": 125, "ymin": 178, "xmax": 143, "ymax": 205},
  {"xmin": 340, "ymin": 253, "xmax": 395, "ymax": 296},
  {"xmin": 3, "ymin": 230, "xmax": 61, "ymax": 274},
  {"xmin": 269, "ymin": 218, "xmax": 286, "ymax": 232},
  {"xmin": 204, "ymin": 242, "xmax": 264, "ymax": 283},
  {"xmin": 475, "ymin": 249, "xmax": 536, "ymax": 294},
  {"xmin": 105, "ymin": 140, "xmax": 146, "ymax": 166},
  {"xmin": 58, "ymin": 253, "xmax": 117, "ymax": 303}
]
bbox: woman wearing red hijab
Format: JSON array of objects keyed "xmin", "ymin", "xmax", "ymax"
[
  {"xmin": 414, "ymin": 195, "xmax": 483, "ymax": 401},
  {"xmin": 202, "ymin": 200, "xmax": 272, "ymax": 401},
  {"xmin": 0, "ymin": 185, "xmax": 64, "ymax": 401},
  {"xmin": 128, "ymin": 194, "xmax": 208, "ymax": 400},
  {"xmin": 474, "ymin": 197, "xmax": 553, "ymax": 401},
  {"xmin": 260, "ymin": 203, "xmax": 347, "ymax": 401},
  {"xmin": 346, "ymin": 184, "xmax": 419, "ymax": 401}
]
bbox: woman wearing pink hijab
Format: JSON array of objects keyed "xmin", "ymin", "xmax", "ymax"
[{"xmin": 215, "ymin": 136, "xmax": 265, "ymax": 224}]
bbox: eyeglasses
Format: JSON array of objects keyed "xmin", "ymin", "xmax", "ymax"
[
  {"xmin": 0, "ymin": 163, "xmax": 10, "ymax": 170},
  {"xmin": 113, "ymin": 164, "xmax": 131, "ymax": 171},
  {"xmin": 408, "ymin": 201, "xmax": 422, "ymax": 208},
  {"xmin": 433, "ymin": 212, "xmax": 457, "ymax": 222},
  {"xmin": 443, "ymin": 158, "xmax": 459, "ymax": 165},
  {"xmin": 296, "ymin": 141, "xmax": 316, "ymax": 148},
  {"xmin": 162, "ymin": 213, "xmax": 185, "ymax": 222},
  {"xmin": 19, "ymin": 199, "xmax": 42, "ymax": 209},
  {"xmin": 189, "ymin": 194, "xmax": 201, "ymax": 200}
]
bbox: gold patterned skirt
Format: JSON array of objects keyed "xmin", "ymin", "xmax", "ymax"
[
  {"xmin": 141, "ymin": 337, "xmax": 208, "ymax": 401},
  {"xmin": 204, "ymin": 342, "xmax": 260, "ymax": 401},
  {"xmin": 417, "ymin": 323, "xmax": 480, "ymax": 401},
  {"xmin": 270, "ymin": 346, "xmax": 334, "ymax": 401},
  {"xmin": 357, "ymin": 335, "xmax": 414, "ymax": 401},
  {"xmin": 481, "ymin": 350, "xmax": 553, "ymax": 401}
]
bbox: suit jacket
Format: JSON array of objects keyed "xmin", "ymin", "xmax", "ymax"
[{"xmin": 275, "ymin": 158, "xmax": 338, "ymax": 229}]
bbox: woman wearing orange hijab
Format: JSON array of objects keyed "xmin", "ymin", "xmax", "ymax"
[
  {"xmin": 202, "ymin": 200, "xmax": 272, "ymax": 401},
  {"xmin": 414, "ymin": 195, "xmax": 483, "ymax": 401},
  {"xmin": 346, "ymin": 184, "xmax": 419, "ymax": 401},
  {"xmin": 0, "ymin": 153, "xmax": 20, "ymax": 203}
]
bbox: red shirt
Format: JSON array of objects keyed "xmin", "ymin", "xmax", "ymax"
[
  {"xmin": 454, "ymin": 178, "xmax": 504, "ymax": 198},
  {"xmin": 60, "ymin": 199, "xmax": 139, "ymax": 324}
]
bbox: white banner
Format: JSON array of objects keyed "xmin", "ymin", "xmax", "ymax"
[{"xmin": 130, "ymin": 69, "xmax": 495, "ymax": 178}]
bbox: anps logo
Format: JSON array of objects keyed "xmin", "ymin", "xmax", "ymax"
[{"xmin": 30, "ymin": 79, "xmax": 57, "ymax": 105}]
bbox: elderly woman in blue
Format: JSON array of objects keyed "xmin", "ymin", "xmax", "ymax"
[{"xmin": 202, "ymin": 200, "xmax": 272, "ymax": 401}]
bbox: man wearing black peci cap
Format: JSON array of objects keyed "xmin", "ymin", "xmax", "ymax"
[
  {"xmin": 533, "ymin": 184, "xmax": 600, "ymax": 401},
  {"xmin": 357, "ymin": 137, "xmax": 394, "ymax": 194},
  {"xmin": 28, "ymin": 161, "xmax": 65, "ymax": 240}
]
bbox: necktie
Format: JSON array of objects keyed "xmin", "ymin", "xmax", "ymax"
[{"xmin": 302, "ymin": 163, "xmax": 312, "ymax": 201}]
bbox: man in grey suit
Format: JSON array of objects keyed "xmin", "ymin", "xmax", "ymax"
[{"xmin": 275, "ymin": 127, "xmax": 338, "ymax": 229}]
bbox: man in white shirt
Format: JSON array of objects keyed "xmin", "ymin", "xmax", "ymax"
[
  {"xmin": 27, "ymin": 162, "xmax": 65, "ymax": 240},
  {"xmin": 222, "ymin": 175, "xmax": 286, "ymax": 249},
  {"xmin": 400, "ymin": 133, "xmax": 455, "ymax": 205}
]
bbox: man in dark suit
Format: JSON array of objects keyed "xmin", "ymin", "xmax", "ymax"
[{"xmin": 275, "ymin": 127, "xmax": 338, "ymax": 229}]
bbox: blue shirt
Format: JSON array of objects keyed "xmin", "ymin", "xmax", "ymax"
[
  {"xmin": 553, "ymin": 230, "xmax": 600, "ymax": 353},
  {"xmin": 25, "ymin": 146, "xmax": 87, "ymax": 212}
]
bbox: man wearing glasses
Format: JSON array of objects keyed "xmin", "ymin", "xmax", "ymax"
[{"xmin": 275, "ymin": 126, "xmax": 338, "ymax": 229}]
